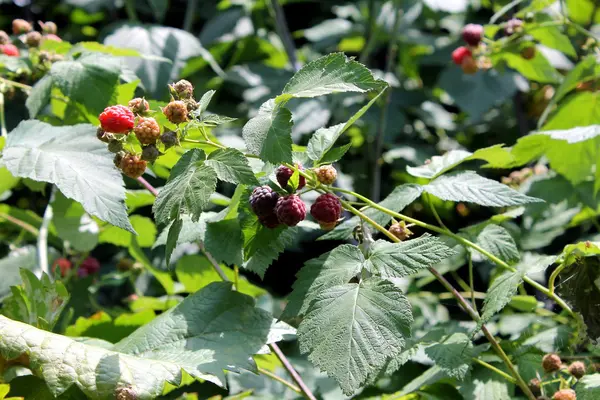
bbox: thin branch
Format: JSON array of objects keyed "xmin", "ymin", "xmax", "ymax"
[
  {"xmin": 468, "ymin": 252, "xmax": 478, "ymax": 312},
  {"xmin": 0, "ymin": 92, "xmax": 7, "ymax": 137},
  {"xmin": 472, "ymin": 358, "xmax": 517, "ymax": 384},
  {"xmin": 136, "ymin": 176, "xmax": 159, "ymax": 196},
  {"xmin": 269, "ymin": 0, "xmax": 300, "ymax": 71},
  {"xmin": 183, "ymin": 0, "xmax": 198, "ymax": 32},
  {"xmin": 258, "ymin": 367, "xmax": 302, "ymax": 394},
  {"xmin": 359, "ymin": 0, "xmax": 378, "ymax": 64},
  {"xmin": 38, "ymin": 187, "xmax": 56, "ymax": 279},
  {"xmin": 0, "ymin": 212, "xmax": 39, "ymax": 236}
]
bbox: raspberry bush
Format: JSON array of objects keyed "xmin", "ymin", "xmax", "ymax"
[{"xmin": 1, "ymin": 2, "xmax": 600, "ymax": 400}]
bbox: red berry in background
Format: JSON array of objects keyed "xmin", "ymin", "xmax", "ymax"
[
  {"xmin": 120, "ymin": 153, "xmax": 147, "ymax": 178},
  {"xmin": 276, "ymin": 164, "xmax": 306, "ymax": 190},
  {"xmin": 52, "ymin": 258, "xmax": 72, "ymax": 277},
  {"xmin": 310, "ymin": 193, "xmax": 342, "ymax": 230},
  {"xmin": 462, "ymin": 24, "xmax": 484, "ymax": 46},
  {"xmin": 1, "ymin": 44, "xmax": 19, "ymax": 57},
  {"xmin": 43, "ymin": 34, "xmax": 62, "ymax": 42},
  {"xmin": 99, "ymin": 105, "xmax": 135, "ymax": 134},
  {"xmin": 275, "ymin": 194, "xmax": 306, "ymax": 226},
  {"xmin": 78, "ymin": 257, "xmax": 100, "ymax": 278},
  {"xmin": 552, "ymin": 389, "xmax": 576, "ymax": 400},
  {"xmin": 452, "ymin": 46, "xmax": 472, "ymax": 66},
  {"xmin": 568, "ymin": 361, "xmax": 586, "ymax": 379},
  {"xmin": 12, "ymin": 19, "xmax": 32, "ymax": 34},
  {"xmin": 250, "ymin": 186, "xmax": 279, "ymax": 218}
]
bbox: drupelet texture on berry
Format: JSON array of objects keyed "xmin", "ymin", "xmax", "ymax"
[
  {"xmin": 311, "ymin": 193, "xmax": 342, "ymax": 230},
  {"xmin": 134, "ymin": 117, "xmax": 161, "ymax": 145},
  {"xmin": 462, "ymin": 24, "xmax": 484, "ymax": 46},
  {"xmin": 128, "ymin": 97, "xmax": 150, "ymax": 114},
  {"xmin": 120, "ymin": 153, "xmax": 147, "ymax": 179},
  {"xmin": 315, "ymin": 165, "xmax": 337, "ymax": 185},
  {"xmin": 452, "ymin": 46, "xmax": 472, "ymax": 66},
  {"xmin": 276, "ymin": 194, "xmax": 306, "ymax": 226},
  {"xmin": 99, "ymin": 105, "xmax": 135, "ymax": 134},
  {"xmin": 259, "ymin": 213, "xmax": 281, "ymax": 229},
  {"xmin": 250, "ymin": 186, "xmax": 280, "ymax": 217},
  {"xmin": 276, "ymin": 164, "xmax": 306, "ymax": 190},
  {"xmin": 542, "ymin": 354, "xmax": 562, "ymax": 373},
  {"xmin": 172, "ymin": 79, "xmax": 194, "ymax": 99},
  {"xmin": 52, "ymin": 258, "xmax": 72, "ymax": 277},
  {"xmin": 1, "ymin": 44, "xmax": 19, "ymax": 57},
  {"xmin": 163, "ymin": 100, "xmax": 188, "ymax": 124},
  {"xmin": 552, "ymin": 389, "xmax": 576, "ymax": 400}
]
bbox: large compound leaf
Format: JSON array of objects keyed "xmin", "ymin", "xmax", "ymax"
[
  {"xmin": 424, "ymin": 171, "xmax": 543, "ymax": 207},
  {"xmin": 365, "ymin": 234, "xmax": 455, "ymax": 278},
  {"xmin": 282, "ymin": 244, "xmax": 365, "ymax": 319},
  {"xmin": 2, "ymin": 121, "xmax": 133, "ymax": 232},
  {"xmin": 153, "ymin": 149, "xmax": 217, "ymax": 226},
  {"xmin": 242, "ymin": 100, "xmax": 293, "ymax": 164},
  {"xmin": 298, "ymin": 277, "xmax": 412, "ymax": 395},
  {"xmin": 459, "ymin": 367, "xmax": 512, "ymax": 400},
  {"xmin": 474, "ymin": 224, "xmax": 520, "ymax": 265},
  {"xmin": 280, "ymin": 53, "xmax": 386, "ymax": 99},
  {"xmin": 0, "ymin": 282, "xmax": 271, "ymax": 399},
  {"xmin": 424, "ymin": 333, "xmax": 475, "ymax": 380},
  {"xmin": 478, "ymin": 270, "xmax": 525, "ymax": 332},
  {"xmin": 577, "ymin": 374, "xmax": 600, "ymax": 400},
  {"xmin": 205, "ymin": 148, "xmax": 259, "ymax": 185}
]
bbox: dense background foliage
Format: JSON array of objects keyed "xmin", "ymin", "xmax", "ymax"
[{"xmin": 2, "ymin": 0, "xmax": 600, "ymax": 399}]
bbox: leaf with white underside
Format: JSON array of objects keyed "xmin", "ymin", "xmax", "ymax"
[
  {"xmin": 424, "ymin": 171, "xmax": 543, "ymax": 207},
  {"xmin": 540, "ymin": 125, "xmax": 600, "ymax": 143},
  {"xmin": 280, "ymin": 53, "xmax": 386, "ymax": 99},
  {"xmin": 407, "ymin": 150, "xmax": 473, "ymax": 179},
  {"xmin": 0, "ymin": 282, "xmax": 271, "ymax": 399},
  {"xmin": 205, "ymin": 148, "xmax": 258, "ymax": 185},
  {"xmin": 477, "ymin": 270, "xmax": 525, "ymax": 332},
  {"xmin": 242, "ymin": 100, "xmax": 293, "ymax": 164},
  {"xmin": 153, "ymin": 149, "xmax": 217, "ymax": 225},
  {"xmin": 577, "ymin": 374, "xmax": 600, "ymax": 400},
  {"xmin": 475, "ymin": 224, "xmax": 520, "ymax": 264},
  {"xmin": 2, "ymin": 121, "xmax": 133, "ymax": 232},
  {"xmin": 282, "ymin": 244, "xmax": 365, "ymax": 319},
  {"xmin": 424, "ymin": 333, "xmax": 475, "ymax": 380},
  {"xmin": 298, "ymin": 277, "xmax": 412, "ymax": 395},
  {"xmin": 365, "ymin": 234, "xmax": 455, "ymax": 278}
]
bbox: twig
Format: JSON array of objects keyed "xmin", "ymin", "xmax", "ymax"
[
  {"xmin": 136, "ymin": 176, "xmax": 159, "ymax": 196},
  {"xmin": 258, "ymin": 367, "xmax": 302, "ymax": 394},
  {"xmin": 472, "ymin": 358, "xmax": 517, "ymax": 384},
  {"xmin": 468, "ymin": 252, "xmax": 478, "ymax": 312},
  {"xmin": 359, "ymin": 0, "xmax": 378, "ymax": 64},
  {"xmin": 38, "ymin": 186, "xmax": 56, "ymax": 279},
  {"xmin": 0, "ymin": 92, "xmax": 7, "ymax": 137},
  {"xmin": 0, "ymin": 212, "xmax": 39, "ymax": 236},
  {"xmin": 269, "ymin": 0, "xmax": 300, "ymax": 71},
  {"xmin": 183, "ymin": 0, "xmax": 198, "ymax": 32}
]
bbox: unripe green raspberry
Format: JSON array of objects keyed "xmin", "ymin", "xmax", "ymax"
[
  {"xmin": 171, "ymin": 79, "xmax": 194, "ymax": 99},
  {"xmin": 25, "ymin": 31, "xmax": 42, "ymax": 47},
  {"xmin": 96, "ymin": 127, "xmax": 112, "ymax": 143},
  {"xmin": 128, "ymin": 97, "xmax": 150, "ymax": 115},
  {"xmin": 141, "ymin": 144, "xmax": 160, "ymax": 163},
  {"xmin": 315, "ymin": 165, "xmax": 337, "ymax": 185}
]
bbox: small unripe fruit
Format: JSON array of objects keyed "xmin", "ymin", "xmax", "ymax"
[
  {"xmin": 113, "ymin": 152, "xmax": 125, "ymax": 168},
  {"xmin": 275, "ymin": 194, "xmax": 306, "ymax": 226},
  {"xmin": 97, "ymin": 127, "xmax": 111, "ymax": 143},
  {"xmin": 542, "ymin": 353, "xmax": 562, "ymax": 373},
  {"xmin": 568, "ymin": 361, "xmax": 586, "ymax": 379},
  {"xmin": 172, "ymin": 79, "xmax": 194, "ymax": 99},
  {"xmin": 160, "ymin": 130, "xmax": 179, "ymax": 149},
  {"xmin": 40, "ymin": 21, "xmax": 57, "ymax": 34},
  {"xmin": 163, "ymin": 100, "xmax": 188, "ymax": 124},
  {"xmin": 505, "ymin": 18, "xmax": 524, "ymax": 36},
  {"xmin": 107, "ymin": 140, "xmax": 123, "ymax": 154},
  {"xmin": 134, "ymin": 117, "xmax": 161, "ymax": 145},
  {"xmin": 461, "ymin": 55, "xmax": 478, "ymax": 74},
  {"xmin": 43, "ymin": 34, "xmax": 62, "ymax": 42},
  {"xmin": 462, "ymin": 24, "xmax": 484, "ymax": 46},
  {"xmin": 120, "ymin": 153, "xmax": 147, "ymax": 179},
  {"xmin": 128, "ymin": 97, "xmax": 150, "ymax": 114},
  {"xmin": 521, "ymin": 46, "xmax": 536, "ymax": 60},
  {"xmin": 0, "ymin": 31, "xmax": 9, "ymax": 45},
  {"xmin": 25, "ymin": 31, "xmax": 42, "ymax": 47},
  {"xmin": 389, "ymin": 221, "xmax": 413, "ymax": 241},
  {"xmin": 528, "ymin": 379, "xmax": 541, "ymax": 396},
  {"xmin": 310, "ymin": 193, "xmax": 342, "ymax": 230},
  {"xmin": 452, "ymin": 46, "xmax": 472, "ymax": 66},
  {"xmin": 12, "ymin": 19, "xmax": 32, "ymax": 34},
  {"xmin": 315, "ymin": 165, "xmax": 337, "ymax": 185},
  {"xmin": 552, "ymin": 389, "xmax": 576, "ymax": 400},
  {"xmin": 141, "ymin": 144, "xmax": 160, "ymax": 163},
  {"xmin": 184, "ymin": 98, "xmax": 199, "ymax": 112},
  {"xmin": 276, "ymin": 164, "xmax": 305, "ymax": 190}
]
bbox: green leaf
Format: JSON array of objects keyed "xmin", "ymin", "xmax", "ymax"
[
  {"xmin": 3, "ymin": 270, "xmax": 69, "ymax": 331},
  {"xmin": 0, "ymin": 166, "xmax": 18, "ymax": 197},
  {"xmin": 25, "ymin": 75, "xmax": 53, "ymax": 117},
  {"xmin": 280, "ymin": 53, "xmax": 386, "ymax": 99},
  {"xmin": 205, "ymin": 218, "xmax": 244, "ymax": 266},
  {"xmin": 478, "ymin": 270, "xmax": 525, "ymax": 331},
  {"xmin": 365, "ymin": 234, "xmax": 455, "ymax": 278},
  {"xmin": 282, "ymin": 244, "xmax": 365, "ymax": 319},
  {"xmin": 0, "ymin": 282, "xmax": 272, "ymax": 399},
  {"xmin": 197, "ymin": 90, "xmax": 215, "ymax": 115},
  {"xmin": 242, "ymin": 100, "xmax": 293, "ymax": 164},
  {"xmin": 459, "ymin": 367, "xmax": 512, "ymax": 400},
  {"xmin": 98, "ymin": 215, "xmax": 156, "ymax": 248},
  {"xmin": 0, "ymin": 247, "xmax": 41, "ymax": 300},
  {"xmin": 527, "ymin": 15, "xmax": 576, "ymax": 57},
  {"xmin": 243, "ymin": 226, "xmax": 297, "ymax": 278},
  {"xmin": 319, "ymin": 143, "xmax": 352, "ymax": 164},
  {"xmin": 165, "ymin": 217, "xmax": 183, "ymax": 266},
  {"xmin": 545, "ymin": 91, "xmax": 600, "ymax": 130},
  {"xmin": 205, "ymin": 148, "xmax": 258, "ymax": 185},
  {"xmin": 424, "ymin": 333, "xmax": 475, "ymax": 380},
  {"xmin": 321, "ymin": 184, "xmax": 423, "ymax": 240},
  {"xmin": 65, "ymin": 310, "xmax": 155, "ymax": 343},
  {"xmin": 298, "ymin": 277, "xmax": 413, "ymax": 396},
  {"xmin": 474, "ymin": 224, "xmax": 520, "ymax": 265},
  {"xmin": 52, "ymin": 190, "xmax": 99, "ymax": 252},
  {"xmin": 153, "ymin": 149, "xmax": 217, "ymax": 225},
  {"xmin": 424, "ymin": 171, "xmax": 543, "ymax": 207},
  {"xmin": 577, "ymin": 374, "xmax": 600, "ymax": 400},
  {"xmin": 540, "ymin": 125, "xmax": 600, "ymax": 143},
  {"xmin": 497, "ymin": 49, "xmax": 560, "ymax": 83},
  {"xmin": 2, "ymin": 121, "xmax": 134, "ymax": 233}
]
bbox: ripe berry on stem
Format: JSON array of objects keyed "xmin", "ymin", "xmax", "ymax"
[
  {"xmin": 99, "ymin": 105, "xmax": 135, "ymax": 134},
  {"xmin": 542, "ymin": 353, "xmax": 562, "ymax": 373},
  {"xmin": 452, "ymin": 46, "xmax": 472, "ymax": 66},
  {"xmin": 552, "ymin": 389, "xmax": 576, "ymax": 400},
  {"xmin": 276, "ymin": 164, "xmax": 306, "ymax": 190},
  {"xmin": 276, "ymin": 194, "xmax": 306, "ymax": 226},
  {"xmin": 462, "ymin": 24, "xmax": 484, "ymax": 46},
  {"xmin": 1, "ymin": 44, "xmax": 19, "ymax": 57},
  {"xmin": 12, "ymin": 19, "xmax": 32, "ymax": 34},
  {"xmin": 52, "ymin": 258, "xmax": 72, "ymax": 277},
  {"xmin": 310, "ymin": 193, "xmax": 342, "ymax": 230}
]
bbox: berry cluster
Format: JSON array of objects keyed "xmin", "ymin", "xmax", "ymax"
[
  {"xmin": 249, "ymin": 164, "xmax": 342, "ymax": 230},
  {"xmin": 0, "ymin": 19, "xmax": 62, "ymax": 58},
  {"xmin": 526, "ymin": 353, "xmax": 590, "ymax": 399},
  {"xmin": 501, "ymin": 164, "xmax": 548, "ymax": 187},
  {"xmin": 95, "ymin": 80, "xmax": 201, "ymax": 179},
  {"xmin": 52, "ymin": 256, "xmax": 101, "ymax": 279}
]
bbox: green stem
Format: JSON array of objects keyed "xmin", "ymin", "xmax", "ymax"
[
  {"xmin": 468, "ymin": 252, "xmax": 478, "ymax": 312},
  {"xmin": 258, "ymin": 367, "xmax": 302, "ymax": 394},
  {"xmin": 472, "ymin": 358, "xmax": 517, "ymax": 384},
  {"xmin": 182, "ymin": 138, "xmax": 226, "ymax": 149},
  {"xmin": 234, "ymin": 264, "xmax": 240, "ymax": 291},
  {"xmin": 426, "ymin": 193, "xmax": 449, "ymax": 231},
  {"xmin": 0, "ymin": 92, "xmax": 6, "ymax": 137},
  {"xmin": 124, "ymin": 0, "xmax": 139, "ymax": 22},
  {"xmin": 182, "ymin": 0, "xmax": 198, "ymax": 31},
  {"xmin": 0, "ymin": 77, "xmax": 32, "ymax": 91},
  {"xmin": 0, "ymin": 212, "xmax": 40, "ymax": 236},
  {"xmin": 548, "ymin": 263, "xmax": 566, "ymax": 295}
]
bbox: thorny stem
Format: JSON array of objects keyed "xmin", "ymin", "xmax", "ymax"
[
  {"xmin": 257, "ymin": 367, "xmax": 302, "ymax": 394},
  {"xmin": 138, "ymin": 177, "xmax": 317, "ymax": 400}
]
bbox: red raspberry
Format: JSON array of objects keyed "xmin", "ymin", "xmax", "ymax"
[
  {"xmin": 120, "ymin": 153, "xmax": 147, "ymax": 179},
  {"xmin": 542, "ymin": 354, "xmax": 562, "ymax": 373},
  {"xmin": 462, "ymin": 24, "xmax": 484, "ymax": 46},
  {"xmin": 134, "ymin": 117, "xmax": 161, "ymax": 145},
  {"xmin": 552, "ymin": 389, "xmax": 576, "ymax": 400},
  {"xmin": 310, "ymin": 193, "xmax": 342, "ymax": 230},
  {"xmin": 171, "ymin": 79, "xmax": 194, "ymax": 99},
  {"xmin": 78, "ymin": 257, "xmax": 100, "ymax": 278},
  {"xmin": 452, "ymin": 46, "xmax": 472, "ymax": 65},
  {"xmin": 0, "ymin": 31, "xmax": 9, "ymax": 45},
  {"xmin": 276, "ymin": 164, "xmax": 305, "ymax": 190},
  {"xmin": 40, "ymin": 21, "xmax": 57, "ymax": 35},
  {"xmin": 128, "ymin": 97, "xmax": 150, "ymax": 114},
  {"xmin": 505, "ymin": 18, "xmax": 524, "ymax": 35},
  {"xmin": 99, "ymin": 105, "xmax": 135, "ymax": 134},
  {"xmin": 568, "ymin": 361, "xmax": 586, "ymax": 379},
  {"xmin": 52, "ymin": 258, "xmax": 72, "ymax": 277},
  {"xmin": 12, "ymin": 19, "xmax": 32, "ymax": 34},
  {"xmin": 250, "ymin": 185, "xmax": 280, "ymax": 218},
  {"xmin": 258, "ymin": 213, "xmax": 281, "ymax": 229},
  {"xmin": 25, "ymin": 31, "xmax": 42, "ymax": 47},
  {"xmin": 315, "ymin": 165, "xmax": 337, "ymax": 185},
  {"xmin": 43, "ymin": 34, "xmax": 62, "ymax": 42},
  {"xmin": 1, "ymin": 44, "xmax": 19, "ymax": 57},
  {"xmin": 276, "ymin": 194, "xmax": 306, "ymax": 227},
  {"xmin": 163, "ymin": 100, "xmax": 188, "ymax": 124}
]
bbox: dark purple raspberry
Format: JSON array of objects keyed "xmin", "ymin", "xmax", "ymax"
[
  {"xmin": 275, "ymin": 194, "xmax": 306, "ymax": 226},
  {"xmin": 258, "ymin": 213, "xmax": 281, "ymax": 229},
  {"xmin": 276, "ymin": 164, "xmax": 306, "ymax": 190},
  {"xmin": 250, "ymin": 186, "xmax": 279, "ymax": 218},
  {"xmin": 310, "ymin": 193, "xmax": 342, "ymax": 230},
  {"xmin": 462, "ymin": 24, "xmax": 484, "ymax": 46}
]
